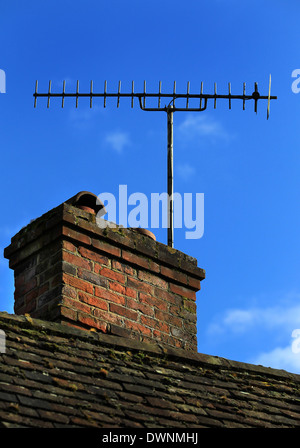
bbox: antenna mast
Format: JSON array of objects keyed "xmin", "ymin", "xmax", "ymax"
[{"xmin": 34, "ymin": 76, "xmax": 277, "ymax": 248}]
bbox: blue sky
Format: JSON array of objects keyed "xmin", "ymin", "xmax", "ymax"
[{"xmin": 1, "ymin": 0, "xmax": 300, "ymax": 373}]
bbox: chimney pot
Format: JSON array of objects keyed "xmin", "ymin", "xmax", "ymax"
[{"xmin": 65, "ymin": 191, "xmax": 106, "ymax": 216}]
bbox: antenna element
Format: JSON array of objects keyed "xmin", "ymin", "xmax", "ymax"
[{"xmin": 33, "ymin": 78, "xmax": 277, "ymax": 247}]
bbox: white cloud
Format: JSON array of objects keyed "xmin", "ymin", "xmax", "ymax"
[
  {"xmin": 69, "ymin": 105, "xmax": 103, "ymax": 130},
  {"xmin": 178, "ymin": 114, "xmax": 232, "ymax": 143},
  {"xmin": 206, "ymin": 294, "xmax": 300, "ymax": 374},
  {"xmin": 105, "ymin": 130, "xmax": 131, "ymax": 153},
  {"xmin": 253, "ymin": 345, "xmax": 300, "ymax": 374},
  {"xmin": 177, "ymin": 163, "xmax": 195, "ymax": 181},
  {"xmin": 208, "ymin": 304, "xmax": 300, "ymax": 336}
]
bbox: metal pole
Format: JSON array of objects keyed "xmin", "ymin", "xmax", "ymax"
[{"xmin": 167, "ymin": 106, "xmax": 174, "ymax": 247}]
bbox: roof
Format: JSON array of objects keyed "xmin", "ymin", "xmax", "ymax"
[{"xmin": 0, "ymin": 311, "xmax": 300, "ymax": 428}]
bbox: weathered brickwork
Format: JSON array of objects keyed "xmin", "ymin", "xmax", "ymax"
[{"xmin": 4, "ymin": 194, "xmax": 205, "ymax": 351}]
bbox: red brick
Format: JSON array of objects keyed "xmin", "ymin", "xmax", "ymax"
[
  {"xmin": 127, "ymin": 277, "xmax": 154, "ymax": 295},
  {"xmin": 124, "ymin": 265, "xmax": 137, "ymax": 276},
  {"xmin": 153, "ymin": 330, "xmax": 183, "ymax": 348},
  {"xmin": 183, "ymin": 320, "xmax": 196, "ymax": 334},
  {"xmin": 62, "ymin": 226, "xmax": 91, "ymax": 246},
  {"xmin": 77, "ymin": 312, "xmax": 107, "ymax": 331},
  {"xmin": 169, "ymin": 283, "xmax": 196, "ymax": 301},
  {"xmin": 187, "ymin": 276, "xmax": 201, "ymax": 291},
  {"xmin": 78, "ymin": 290, "xmax": 108, "ymax": 311},
  {"xmin": 94, "ymin": 263, "xmax": 101, "ymax": 274},
  {"xmin": 112, "ymin": 260, "xmax": 136, "ymax": 276},
  {"xmin": 124, "ymin": 287, "xmax": 137, "ymax": 299},
  {"xmin": 155, "ymin": 309, "xmax": 182, "ymax": 327},
  {"xmin": 153, "ymin": 287, "xmax": 180, "ymax": 305},
  {"xmin": 109, "ymin": 303, "xmax": 138, "ymax": 321},
  {"xmin": 112, "ymin": 260, "xmax": 123, "ymax": 271},
  {"xmin": 24, "ymin": 288, "xmax": 39, "ymax": 303},
  {"xmin": 24, "ymin": 267, "xmax": 37, "ymax": 282},
  {"xmin": 92, "ymin": 238, "xmax": 121, "ymax": 258},
  {"xmin": 148, "ymin": 259, "xmax": 160, "ymax": 273},
  {"xmin": 138, "ymin": 271, "xmax": 168, "ymax": 289},
  {"xmin": 61, "ymin": 285, "xmax": 77, "ymax": 299},
  {"xmin": 93, "ymin": 308, "xmax": 124, "ymax": 326},
  {"xmin": 127, "ymin": 298, "xmax": 154, "ymax": 316},
  {"xmin": 15, "ymin": 276, "xmax": 37, "ymax": 295},
  {"xmin": 77, "ymin": 268, "xmax": 108, "ymax": 288},
  {"xmin": 121, "ymin": 248, "xmax": 160, "ymax": 274},
  {"xmin": 60, "ymin": 306, "xmax": 77, "ymax": 322},
  {"xmin": 78, "ymin": 246, "xmax": 110, "ymax": 266},
  {"xmin": 170, "ymin": 326, "xmax": 194, "ymax": 342},
  {"xmin": 109, "ymin": 282, "xmax": 136, "ymax": 299},
  {"xmin": 63, "ymin": 251, "xmax": 93, "ymax": 271},
  {"xmin": 140, "ymin": 315, "xmax": 170, "ymax": 333},
  {"xmin": 171, "ymin": 300, "xmax": 196, "ymax": 315},
  {"xmin": 161, "ymin": 266, "xmax": 187, "ymax": 284},
  {"xmin": 62, "ymin": 273, "xmax": 94, "ymax": 295},
  {"xmin": 109, "ymin": 281, "xmax": 125, "ymax": 295},
  {"xmin": 94, "ymin": 261, "xmax": 114, "ymax": 275},
  {"xmin": 62, "ymin": 240, "xmax": 77, "ymax": 253},
  {"xmin": 125, "ymin": 320, "xmax": 152, "ymax": 336},
  {"xmin": 168, "ymin": 304, "xmax": 181, "ymax": 317},
  {"xmin": 50, "ymin": 274, "xmax": 61, "ymax": 288},
  {"xmin": 100, "ymin": 268, "xmax": 125, "ymax": 284},
  {"xmin": 95, "ymin": 286, "xmax": 125, "ymax": 305},
  {"xmin": 122, "ymin": 250, "xmax": 149, "ymax": 270},
  {"xmin": 24, "ymin": 296, "xmax": 37, "ymax": 313},
  {"xmin": 139, "ymin": 293, "xmax": 168, "ymax": 312},
  {"xmin": 62, "ymin": 296, "xmax": 92, "ymax": 315}
]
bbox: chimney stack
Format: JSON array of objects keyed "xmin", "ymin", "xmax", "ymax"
[{"xmin": 4, "ymin": 192, "xmax": 205, "ymax": 351}]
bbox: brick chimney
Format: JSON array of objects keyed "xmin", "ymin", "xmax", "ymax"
[{"xmin": 4, "ymin": 192, "xmax": 205, "ymax": 351}]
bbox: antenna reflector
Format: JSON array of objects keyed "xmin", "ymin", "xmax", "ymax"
[
  {"xmin": 104, "ymin": 80, "xmax": 107, "ymax": 108},
  {"xmin": 200, "ymin": 81, "xmax": 203, "ymax": 109},
  {"xmin": 214, "ymin": 83, "xmax": 217, "ymax": 109},
  {"xmin": 34, "ymin": 80, "xmax": 38, "ymax": 108},
  {"xmin": 117, "ymin": 81, "xmax": 121, "ymax": 108},
  {"xmin": 47, "ymin": 80, "xmax": 51, "ymax": 108},
  {"xmin": 243, "ymin": 83, "xmax": 246, "ymax": 110},
  {"xmin": 158, "ymin": 81, "xmax": 161, "ymax": 108},
  {"xmin": 228, "ymin": 82, "xmax": 231, "ymax": 109},
  {"xmin": 90, "ymin": 81, "xmax": 93, "ymax": 108},
  {"xmin": 75, "ymin": 80, "xmax": 79, "ymax": 108},
  {"xmin": 267, "ymin": 74, "xmax": 271, "ymax": 120},
  {"xmin": 254, "ymin": 82, "xmax": 258, "ymax": 113},
  {"xmin": 186, "ymin": 82, "xmax": 190, "ymax": 108},
  {"xmin": 62, "ymin": 80, "xmax": 66, "ymax": 108},
  {"xmin": 131, "ymin": 81, "xmax": 134, "ymax": 108},
  {"xmin": 173, "ymin": 81, "xmax": 176, "ymax": 107}
]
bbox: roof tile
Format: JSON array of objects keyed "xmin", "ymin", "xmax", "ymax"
[{"xmin": 0, "ymin": 312, "xmax": 300, "ymax": 428}]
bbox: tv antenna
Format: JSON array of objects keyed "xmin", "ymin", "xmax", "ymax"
[{"xmin": 33, "ymin": 76, "xmax": 277, "ymax": 248}]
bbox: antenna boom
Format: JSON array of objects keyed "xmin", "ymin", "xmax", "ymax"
[{"xmin": 33, "ymin": 78, "xmax": 277, "ymax": 248}]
